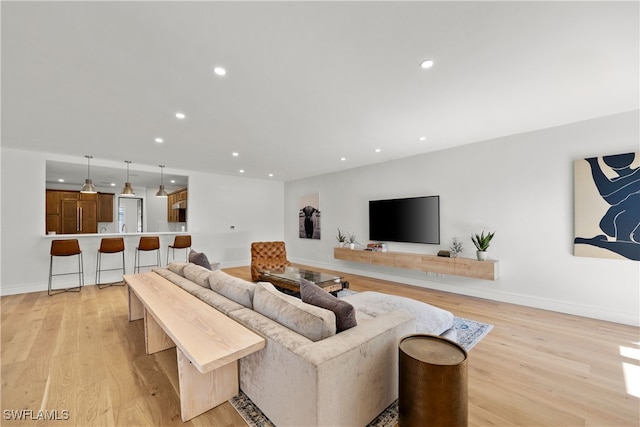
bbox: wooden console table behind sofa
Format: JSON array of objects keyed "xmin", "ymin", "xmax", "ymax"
[{"xmin": 125, "ymin": 272, "xmax": 265, "ymax": 421}]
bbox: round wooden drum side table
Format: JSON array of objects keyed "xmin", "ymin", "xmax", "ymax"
[{"xmin": 399, "ymin": 334, "xmax": 468, "ymax": 427}]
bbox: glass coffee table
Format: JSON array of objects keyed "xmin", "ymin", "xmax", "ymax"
[{"xmin": 258, "ymin": 267, "xmax": 348, "ymax": 296}]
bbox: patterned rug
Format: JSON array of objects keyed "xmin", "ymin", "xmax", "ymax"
[{"xmin": 230, "ymin": 307, "xmax": 492, "ymax": 427}]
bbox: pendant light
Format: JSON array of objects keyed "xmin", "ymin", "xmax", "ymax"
[
  {"xmin": 155, "ymin": 165, "xmax": 168, "ymax": 198},
  {"xmin": 121, "ymin": 160, "xmax": 135, "ymax": 195},
  {"xmin": 80, "ymin": 155, "xmax": 97, "ymax": 193}
]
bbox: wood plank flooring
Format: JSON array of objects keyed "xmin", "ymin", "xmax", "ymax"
[{"xmin": 1, "ymin": 265, "xmax": 638, "ymax": 426}]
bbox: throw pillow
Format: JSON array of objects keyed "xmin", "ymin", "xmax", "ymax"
[
  {"xmin": 300, "ymin": 278, "xmax": 357, "ymax": 332},
  {"xmin": 189, "ymin": 250, "xmax": 212, "ymax": 270}
]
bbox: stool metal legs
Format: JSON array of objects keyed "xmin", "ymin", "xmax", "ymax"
[
  {"xmin": 96, "ymin": 251, "xmax": 126, "ymax": 288},
  {"xmin": 134, "ymin": 249, "xmax": 161, "ymax": 273},
  {"xmin": 48, "ymin": 253, "xmax": 84, "ymax": 296}
]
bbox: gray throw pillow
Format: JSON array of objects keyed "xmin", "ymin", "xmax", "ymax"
[
  {"xmin": 189, "ymin": 250, "xmax": 212, "ymax": 270},
  {"xmin": 300, "ymin": 278, "xmax": 357, "ymax": 332}
]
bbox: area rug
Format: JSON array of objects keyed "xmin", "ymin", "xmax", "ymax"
[{"xmin": 230, "ymin": 307, "xmax": 492, "ymax": 427}]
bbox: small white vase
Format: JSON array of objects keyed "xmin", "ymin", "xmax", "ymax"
[
  {"xmin": 349, "ymin": 243, "xmax": 356, "ymax": 250},
  {"xmin": 476, "ymin": 250, "xmax": 488, "ymax": 261},
  {"xmin": 339, "ymin": 242, "xmax": 346, "ymax": 248}
]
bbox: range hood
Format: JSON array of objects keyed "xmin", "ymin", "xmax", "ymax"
[{"xmin": 172, "ymin": 200, "xmax": 187, "ymax": 209}]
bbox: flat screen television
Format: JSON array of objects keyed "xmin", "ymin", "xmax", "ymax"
[{"xmin": 369, "ymin": 196, "xmax": 440, "ymax": 244}]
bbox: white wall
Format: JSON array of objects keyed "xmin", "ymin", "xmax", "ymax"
[
  {"xmin": 284, "ymin": 111, "xmax": 640, "ymax": 326},
  {"xmin": 0, "ymin": 148, "xmax": 284, "ymax": 295}
]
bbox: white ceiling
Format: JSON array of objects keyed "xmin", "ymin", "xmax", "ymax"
[{"xmin": 2, "ymin": 1, "xmax": 638, "ymax": 182}]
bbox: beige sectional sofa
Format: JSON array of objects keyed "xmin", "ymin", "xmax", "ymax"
[{"xmin": 152, "ymin": 262, "xmax": 454, "ymax": 426}]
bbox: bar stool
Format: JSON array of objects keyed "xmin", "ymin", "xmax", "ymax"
[
  {"xmin": 96, "ymin": 237, "xmax": 126, "ymax": 289},
  {"xmin": 134, "ymin": 236, "xmax": 161, "ymax": 273},
  {"xmin": 167, "ymin": 235, "xmax": 192, "ymax": 264},
  {"xmin": 48, "ymin": 239, "xmax": 84, "ymax": 296}
]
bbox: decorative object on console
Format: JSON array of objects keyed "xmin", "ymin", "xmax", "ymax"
[
  {"xmin": 471, "ymin": 231, "xmax": 495, "ymax": 261},
  {"xmin": 348, "ymin": 233, "xmax": 357, "ymax": 249},
  {"xmin": 299, "ymin": 193, "xmax": 321, "ymax": 239},
  {"xmin": 336, "ymin": 228, "xmax": 347, "ymax": 247},
  {"xmin": 449, "ymin": 237, "xmax": 463, "ymax": 258},
  {"xmin": 574, "ymin": 151, "xmax": 640, "ymax": 261},
  {"xmin": 366, "ymin": 243, "xmax": 387, "ymax": 252}
]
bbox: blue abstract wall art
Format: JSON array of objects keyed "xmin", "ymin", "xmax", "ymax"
[{"xmin": 574, "ymin": 152, "xmax": 640, "ymax": 261}]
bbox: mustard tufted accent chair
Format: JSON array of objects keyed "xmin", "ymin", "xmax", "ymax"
[{"xmin": 251, "ymin": 241, "xmax": 292, "ymax": 281}]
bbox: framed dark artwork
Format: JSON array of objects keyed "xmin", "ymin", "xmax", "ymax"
[
  {"xmin": 574, "ymin": 152, "xmax": 640, "ymax": 261},
  {"xmin": 299, "ymin": 193, "xmax": 321, "ymax": 240}
]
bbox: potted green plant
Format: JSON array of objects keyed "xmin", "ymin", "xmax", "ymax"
[
  {"xmin": 348, "ymin": 233, "xmax": 357, "ymax": 250},
  {"xmin": 471, "ymin": 231, "xmax": 495, "ymax": 261},
  {"xmin": 336, "ymin": 228, "xmax": 347, "ymax": 247}
]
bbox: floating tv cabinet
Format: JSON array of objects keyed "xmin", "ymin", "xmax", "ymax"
[{"xmin": 333, "ymin": 247, "xmax": 498, "ymax": 281}]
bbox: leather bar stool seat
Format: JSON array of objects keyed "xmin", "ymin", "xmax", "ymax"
[
  {"xmin": 96, "ymin": 237, "xmax": 126, "ymax": 288},
  {"xmin": 167, "ymin": 235, "xmax": 191, "ymax": 264},
  {"xmin": 135, "ymin": 236, "xmax": 161, "ymax": 273},
  {"xmin": 48, "ymin": 239, "xmax": 84, "ymax": 296}
]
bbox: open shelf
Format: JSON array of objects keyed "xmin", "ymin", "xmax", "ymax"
[{"xmin": 333, "ymin": 247, "xmax": 499, "ymax": 281}]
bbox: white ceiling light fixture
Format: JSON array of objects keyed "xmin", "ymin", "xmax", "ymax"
[
  {"xmin": 155, "ymin": 165, "xmax": 168, "ymax": 198},
  {"xmin": 213, "ymin": 66, "xmax": 227, "ymax": 76},
  {"xmin": 175, "ymin": 112, "xmax": 185, "ymax": 119},
  {"xmin": 419, "ymin": 136, "xmax": 427, "ymax": 141},
  {"xmin": 155, "ymin": 137, "xmax": 164, "ymax": 143},
  {"xmin": 58, "ymin": 179, "xmax": 65, "ymax": 182},
  {"xmin": 420, "ymin": 59, "xmax": 434, "ymax": 69},
  {"xmin": 239, "ymin": 169, "xmax": 245, "ymax": 173},
  {"xmin": 232, "ymin": 152, "xmax": 239, "ymax": 157},
  {"xmin": 80, "ymin": 155, "xmax": 97, "ymax": 193},
  {"xmin": 121, "ymin": 160, "xmax": 135, "ymax": 196},
  {"xmin": 375, "ymin": 148, "xmax": 381, "ymax": 153},
  {"xmin": 340, "ymin": 157, "xmax": 347, "ymax": 161}
]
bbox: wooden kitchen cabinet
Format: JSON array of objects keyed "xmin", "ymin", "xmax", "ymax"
[
  {"xmin": 167, "ymin": 189, "xmax": 187, "ymax": 222},
  {"xmin": 98, "ymin": 193, "xmax": 114, "ymax": 222},
  {"xmin": 45, "ymin": 189, "xmax": 109, "ymax": 234}
]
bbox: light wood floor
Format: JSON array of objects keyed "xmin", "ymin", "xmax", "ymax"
[{"xmin": 1, "ymin": 265, "xmax": 638, "ymax": 426}]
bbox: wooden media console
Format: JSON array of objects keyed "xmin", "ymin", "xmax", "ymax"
[{"xmin": 334, "ymin": 247, "xmax": 499, "ymax": 280}]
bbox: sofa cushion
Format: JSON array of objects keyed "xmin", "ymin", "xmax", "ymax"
[
  {"xmin": 167, "ymin": 262, "xmax": 188, "ymax": 276},
  {"xmin": 188, "ymin": 250, "xmax": 212, "ymax": 270},
  {"xmin": 183, "ymin": 263, "xmax": 211, "ymax": 288},
  {"xmin": 253, "ymin": 282, "xmax": 336, "ymax": 342},
  {"xmin": 300, "ymin": 278, "xmax": 357, "ymax": 333},
  {"xmin": 153, "ymin": 268, "xmax": 207, "ymax": 294},
  {"xmin": 208, "ymin": 270, "xmax": 256, "ymax": 309},
  {"xmin": 341, "ymin": 291, "xmax": 454, "ymax": 335}
]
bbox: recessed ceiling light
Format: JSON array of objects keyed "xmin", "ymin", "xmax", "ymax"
[
  {"xmin": 268, "ymin": 173, "xmax": 274, "ymax": 177},
  {"xmin": 375, "ymin": 148, "xmax": 381, "ymax": 153},
  {"xmin": 213, "ymin": 67, "xmax": 227, "ymax": 76},
  {"xmin": 232, "ymin": 152, "xmax": 239, "ymax": 157},
  {"xmin": 175, "ymin": 112, "xmax": 186, "ymax": 119},
  {"xmin": 239, "ymin": 169, "xmax": 245, "ymax": 173},
  {"xmin": 420, "ymin": 59, "xmax": 434, "ymax": 69},
  {"xmin": 58, "ymin": 179, "xmax": 65, "ymax": 182},
  {"xmin": 155, "ymin": 137, "xmax": 164, "ymax": 143},
  {"xmin": 340, "ymin": 157, "xmax": 347, "ymax": 161},
  {"xmin": 170, "ymin": 179, "xmax": 176, "ymax": 184},
  {"xmin": 110, "ymin": 183, "xmax": 116, "ymax": 187},
  {"xmin": 419, "ymin": 136, "xmax": 427, "ymax": 141}
]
